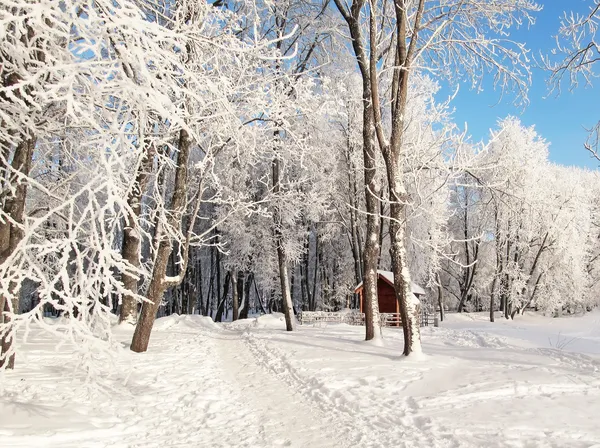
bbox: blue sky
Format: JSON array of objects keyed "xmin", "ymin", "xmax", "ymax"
[{"xmin": 446, "ymin": 0, "xmax": 598, "ymax": 169}]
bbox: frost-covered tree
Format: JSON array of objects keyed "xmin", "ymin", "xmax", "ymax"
[
  {"xmin": 0, "ymin": 0, "xmax": 209, "ymax": 368},
  {"xmin": 445, "ymin": 118, "xmax": 600, "ymax": 319},
  {"xmin": 130, "ymin": 1, "xmax": 320, "ymax": 350},
  {"xmin": 333, "ymin": 0, "xmax": 540, "ymax": 355},
  {"xmin": 544, "ymin": 1, "xmax": 600, "ymax": 157}
]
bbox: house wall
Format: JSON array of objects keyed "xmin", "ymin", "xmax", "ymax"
[{"xmin": 377, "ymin": 279, "xmax": 398, "ymax": 313}]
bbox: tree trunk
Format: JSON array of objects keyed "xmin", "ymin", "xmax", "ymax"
[
  {"xmin": 360, "ymin": 91, "xmax": 381, "ymax": 332},
  {"xmin": 386, "ymin": 160, "xmax": 422, "ymax": 355},
  {"xmin": 378, "ymin": 193, "xmax": 385, "ymax": 268},
  {"xmin": 290, "ymin": 265, "xmax": 296, "ymax": 305},
  {"xmin": 130, "ymin": 128, "xmax": 192, "ymax": 353},
  {"xmin": 349, "ymin": 170, "xmax": 363, "ymax": 288},
  {"xmin": 215, "ymin": 232, "xmax": 221, "ymax": 316},
  {"xmin": 300, "ymin": 263, "xmax": 307, "ymax": 309},
  {"xmin": 205, "ymin": 246, "xmax": 214, "ymax": 317},
  {"xmin": 215, "ymin": 272, "xmax": 231, "ymax": 323},
  {"xmin": 332, "ymin": 0, "xmax": 383, "ymax": 341},
  {"xmin": 311, "ymin": 231, "xmax": 320, "ymax": 310},
  {"xmin": 240, "ymin": 272, "xmax": 252, "ymax": 319},
  {"xmin": 272, "ymin": 154, "xmax": 295, "ymax": 331},
  {"xmin": 302, "ymin": 232, "xmax": 312, "ymax": 310},
  {"xmin": 374, "ymin": 0, "xmax": 425, "ymax": 356},
  {"xmin": 0, "ymin": 136, "xmax": 36, "ymax": 369},
  {"xmin": 194, "ymin": 256, "xmax": 202, "ymax": 315},
  {"xmin": 436, "ymin": 273, "xmax": 445, "ymax": 322},
  {"xmin": 120, "ymin": 142, "xmax": 154, "ymax": 324},
  {"xmin": 131, "ymin": 245, "xmax": 170, "ymax": 351},
  {"xmin": 489, "ymin": 278, "xmax": 496, "ymax": 323},
  {"xmin": 360, "ymin": 100, "xmax": 381, "ymax": 341},
  {"xmin": 231, "ymin": 271, "xmax": 239, "ymax": 321},
  {"xmin": 254, "ymin": 278, "xmax": 268, "ymax": 315}
]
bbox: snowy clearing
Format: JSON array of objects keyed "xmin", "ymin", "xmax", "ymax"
[{"xmin": 2, "ymin": 311, "xmax": 600, "ymax": 448}]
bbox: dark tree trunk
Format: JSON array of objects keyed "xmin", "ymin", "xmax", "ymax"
[
  {"xmin": 489, "ymin": 277, "xmax": 497, "ymax": 323},
  {"xmin": 349, "ymin": 169, "xmax": 363, "ymax": 289},
  {"xmin": 290, "ymin": 265, "xmax": 295, "ymax": 304},
  {"xmin": 120, "ymin": 141, "xmax": 154, "ymax": 324},
  {"xmin": 369, "ymin": 0, "xmax": 426, "ymax": 355},
  {"xmin": 0, "ymin": 136, "xmax": 36, "ymax": 369},
  {"xmin": 215, "ymin": 234, "xmax": 222, "ymax": 316},
  {"xmin": 311, "ymin": 231, "xmax": 320, "ymax": 311},
  {"xmin": 240, "ymin": 272, "xmax": 252, "ymax": 319},
  {"xmin": 131, "ymin": 128, "xmax": 192, "ymax": 353},
  {"xmin": 331, "ymin": 5, "xmax": 382, "ymax": 340},
  {"xmin": 195, "ymin": 256, "xmax": 203, "ymax": 315},
  {"xmin": 436, "ymin": 273, "xmax": 445, "ymax": 322},
  {"xmin": 215, "ymin": 271, "xmax": 231, "ymax": 323},
  {"xmin": 254, "ymin": 278, "xmax": 268, "ymax": 315},
  {"xmin": 231, "ymin": 271, "xmax": 239, "ymax": 321},
  {"xmin": 205, "ymin": 246, "xmax": 214, "ymax": 317},
  {"xmin": 300, "ymin": 262, "xmax": 307, "ymax": 310},
  {"xmin": 272, "ymin": 155, "xmax": 295, "ymax": 331},
  {"xmin": 302, "ymin": 232, "xmax": 312, "ymax": 311}
]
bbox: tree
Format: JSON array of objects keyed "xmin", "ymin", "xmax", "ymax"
[
  {"xmin": 332, "ymin": 0, "xmax": 384, "ymax": 342},
  {"xmin": 544, "ymin": 1, "xmax": 600, "ymax": 158},
  {"xmin": 333, "ymin": 0, "xmax": 539, "ymax": 355},
  {"xmin": 0, "ymin": 0, "xmax": 203, "ymax": 368},
  {"xmin": 130, "ymin": 1, "xmax": 305, "ymax": 351},
  {"xmin": 443, "ymin": 117, "xmax": 600, "ymax": 319}
]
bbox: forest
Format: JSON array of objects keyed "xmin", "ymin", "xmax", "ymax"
[{"xmin": 1, "ymin": 0, "xmax": 599, "ymax": 369}]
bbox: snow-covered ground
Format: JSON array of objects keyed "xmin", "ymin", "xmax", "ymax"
[{"xmin": 1, "ymin": 311, "xmax": 600, "ymax": 448}]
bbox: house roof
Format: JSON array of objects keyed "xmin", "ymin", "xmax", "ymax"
[{"xmin": 354, "ymin": 270, "xmax": 426, "ymax": 296}]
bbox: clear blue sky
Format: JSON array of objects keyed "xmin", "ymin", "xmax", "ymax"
[{"xmin": 446, "ymin": 0, "xmax": 599, "ymax": 169}]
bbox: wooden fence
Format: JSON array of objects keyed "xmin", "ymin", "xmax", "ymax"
[{"xmin": 298, "ymin": 310, "xmax": 436, "ymax": 327}]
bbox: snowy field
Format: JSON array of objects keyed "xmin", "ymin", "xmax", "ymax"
[{"xmin": 1, "ymin": 311, "xmax": 600, "ymax": 448}]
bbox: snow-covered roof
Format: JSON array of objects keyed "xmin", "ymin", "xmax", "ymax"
[{"xmin": 354, "ymin": 270, "xmax": 426, "ymax": 296}]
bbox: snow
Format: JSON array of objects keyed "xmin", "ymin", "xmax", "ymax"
[{"xmin": 2, "ymin": 311, "xmax": 600, "ymax": 447}]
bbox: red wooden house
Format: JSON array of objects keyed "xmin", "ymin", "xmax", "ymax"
[{"xmin": 354, "ymin": 270, "xmax": 426, "ymax": 314}]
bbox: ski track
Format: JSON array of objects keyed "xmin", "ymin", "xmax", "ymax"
[
  {"xmin": 214, "ymin": 328, "xmax": 349, "ymax": 448},
  {"xmin": 241, "ymin": 329, "xmax": 459, "ymax": 448},
  {"xmin": 239, "ymin": 321, "xmax": 600, "ymax": 448}
]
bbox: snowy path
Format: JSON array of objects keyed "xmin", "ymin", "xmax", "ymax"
[
  {"xmin": 1, "ymin": 316, "xmax": 351, "ymax": 448},
  {"xmin": 232, "ymin": 313, "xmax": 600, "ymax": 448},
  {"xmin": 240, "ymin": 324, "xmax": 459, "ymax": 448},
  {"xmin": 214, "ymin": 329, "xmax": 349, "ymax": 448},
  {"xmin": 2, "ymin": 317, "xmax": 282, "ymax": 448}
]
